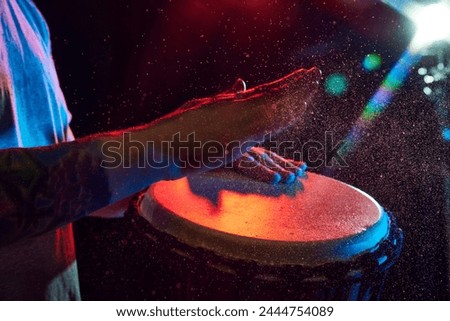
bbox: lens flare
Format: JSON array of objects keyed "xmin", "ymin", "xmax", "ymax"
[
  {"xmin": 325, "ymin": 73, "xmax": 348, "ymax": 96},
  {"xmin": 443, "ymin": 128, "xmax": 450, "ymax": 142},
  {"xmin": 339, "ymin": 49, "xmax": 422, "ymax": 156},
  {"xmin": 383, "ymin": 0, "xmax": 450, "ymax": 51},
  {"xmin": 363, "ymin": 53, "xmax": 382, "ymax": 71}
]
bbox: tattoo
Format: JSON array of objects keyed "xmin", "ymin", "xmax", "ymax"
[{"xmin": 0, "ymin": 147, "xmax": 110, "ymax": 245}]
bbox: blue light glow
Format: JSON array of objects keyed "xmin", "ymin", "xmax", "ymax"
[
  {"xmin": 442, "ymin": 128, "xmax": 450, "ymax": 141},
  {"xmin": 324, "ymin": 73, "xmax": 348, "ymax": 96}
]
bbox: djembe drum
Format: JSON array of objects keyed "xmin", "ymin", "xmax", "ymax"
[{"xmin": 127, "ymin": 170, "xmax": 402, "ymax": 300}]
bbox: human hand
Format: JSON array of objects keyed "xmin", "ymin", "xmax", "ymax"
[
  {"xmin": 232, "ymin": 146, "xmax": 306, "ymax": 184},
  {"xmin": 142, "ymin": 67, "xmax": 320, "ymax": 175}
]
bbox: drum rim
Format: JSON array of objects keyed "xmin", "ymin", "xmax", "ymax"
[
  {"xmin": 136, "ymin": 173, "xmax": 390, "ymax": 266},
  {"xmin": 127, "ymin": 203, "xmax": 403, "ymax": 297}
]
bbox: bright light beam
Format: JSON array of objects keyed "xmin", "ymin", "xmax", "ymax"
[
  {"xmin": 337, "ymin": 1, "xmax": 450, "ymax": 158},
  {"xmin": 382, "ymin": 0, "xmax": 450, "ymax": 52},
  {"xmin": 406, "ymin": 1, "xmax": 450, "ymax": 52}
]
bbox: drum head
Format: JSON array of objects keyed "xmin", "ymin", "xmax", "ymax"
[{"xmin": 138, "ymin": 170, "xmax": 389, "ymax": 266}]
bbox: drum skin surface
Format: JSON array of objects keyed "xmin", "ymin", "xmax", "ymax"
[{"xmin": 138, "ymin": 170, "xmax": 389, "ymax": 266}]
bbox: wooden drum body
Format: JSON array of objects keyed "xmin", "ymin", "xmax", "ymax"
[{"xmin": 128, "ymin": 170, "xmax": 403, "ymax": 300}]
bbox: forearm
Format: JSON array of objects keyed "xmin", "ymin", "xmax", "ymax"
[{"xmin": 0, "ymin": 128, "xmax": 171, "ymax": 246}]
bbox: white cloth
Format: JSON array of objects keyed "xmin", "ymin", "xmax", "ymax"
[{"xmin": 0, "ymin": 0, "xmax": 80, "ymax": 300}]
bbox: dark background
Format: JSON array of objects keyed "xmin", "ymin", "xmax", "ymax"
[{"xmin": 34, "ymin": 0, "xmax": 449, "ymax": 300}]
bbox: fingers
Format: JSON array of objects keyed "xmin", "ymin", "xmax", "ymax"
[
  {"xmin": 248, "ymin": 148, "xmax": 296, "ymax": 184},
  {"xmin": 265, "ymin": 150, "xmax": 307, "ymax": 177},
  {"xmin": 233, "ymin": 154, "xmax": 282, "ymax": 185},
  {"xmin": 232, "ymin": 148, "xmax": 308, "ymax": 185}
]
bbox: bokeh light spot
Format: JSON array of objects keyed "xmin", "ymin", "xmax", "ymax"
[
  {"xmin": 324, "ymin": 73, "xmax": 348, "ymax": 96},
  {"xmin": 423, "ymin": 87, "xmax": 432, "ymax": 95},
  {"xmin": 442, "ymin": 128, "xmax": 450, "ymax": 141},
  {"xmin": 362, "ymin": 53, "xmax": 382, "ymax": 71},
  {"xmin": 418, "ymin": 67, "xmax": 427, "ymax": 75}
]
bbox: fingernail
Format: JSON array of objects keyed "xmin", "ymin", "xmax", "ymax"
[
  {"xmin": 231, "ymin": 78, "xmax": 246, "ymax": 93},
  {"xmin": 307, "ymin": 67, "xmax": 322, "ymax": 79},
  {"xmin": 272, "ymin": 173, "xmax": 282, "ymax": 184},
  {"xmin": 285, "ymin": 172, "xmax": 296, "ymax": 184}
]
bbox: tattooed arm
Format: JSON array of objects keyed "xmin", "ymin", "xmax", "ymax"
[
  {"xmin": 0, "ymin": 130, "xmax": 176, "ymax": 246},
  {"xmin": 0, "ymin": 67, "xmax": 320, "ymax": 246}
]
